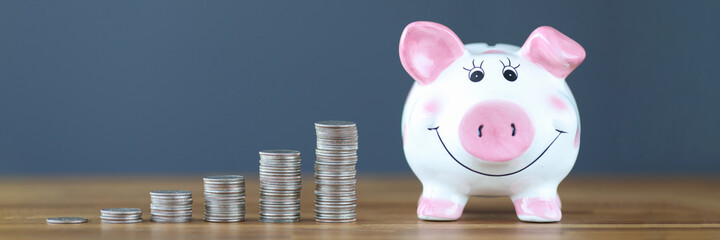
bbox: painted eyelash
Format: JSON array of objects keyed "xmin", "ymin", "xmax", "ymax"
[
  {"xmin": 463, "ymin": 59, "xmax": 484, "ymax": 71},
  {"xmin": 499, "ymin": 57, "xmax": 520, "ymax": 69}
]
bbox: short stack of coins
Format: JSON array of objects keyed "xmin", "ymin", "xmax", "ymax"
[
  {"xmin": 101, "ymin": 208, "xmax": 142, "ymax": 224},
  {"xmin": 150, "ymin": 190, "xmax": 192, "ymax": 223},
  {"xmin": 203, "ymin": 175, "xmax": 246, "ymax": 222},
  {"xmin": 314, "ymin": 120, "xmax": 358, "ymax": 223},
  {"xmin": 258, "ymin": 150, "xmax": 302, "ymax": 223}
]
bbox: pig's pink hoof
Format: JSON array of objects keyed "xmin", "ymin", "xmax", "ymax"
[
  {"xmin": 417, "ymin": 197, "xmax": 463, "ymax": 221},
  {"xmin": 513, "ymin": 196, "xmax": 562, "ymax": 222}
]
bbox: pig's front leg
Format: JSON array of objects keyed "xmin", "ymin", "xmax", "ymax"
[
  {"xmin": 511, "ymin": 185, "xmax": 562, "ymax": 222},
  {"xmin": 416, "ymin": 178, "xmax": 470, "ymax": 221}
]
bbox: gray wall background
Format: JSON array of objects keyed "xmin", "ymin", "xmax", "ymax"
[{"xmin": 1, "ymin": 1, "xmax": 718, "ymax": 175}]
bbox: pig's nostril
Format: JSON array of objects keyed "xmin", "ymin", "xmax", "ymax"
[
  {"xmin": 511, "ymin": 123, "xmax": 516, "ymax": 137},
  {"xmin": 478, "ymin": 125, "xmax": 483, "ymax": 138}
]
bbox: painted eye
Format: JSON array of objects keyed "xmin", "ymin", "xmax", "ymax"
[
  {"xmin": 469, "ymin": 69, "xmax": 484, "ymax": 82},
  {"xmin": 502, "ymin": 66, "xmax": 518, "ymax": 81}
]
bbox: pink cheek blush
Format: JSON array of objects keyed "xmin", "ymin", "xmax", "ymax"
[
  {"xmin": 424, "ymin": 100, "xmax": 440, "ymax": 115},
  {"xmin": 549, "ymin": 95, "xmax": 569, "ymax": 111},
  {"xmin": 574, "ymin": 126, "xmax": 580, "ymax": 148}
]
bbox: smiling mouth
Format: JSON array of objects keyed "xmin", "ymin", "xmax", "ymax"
[{"xmin": 428, "ymin": 126, "xmax": 566, "ymax": 177}]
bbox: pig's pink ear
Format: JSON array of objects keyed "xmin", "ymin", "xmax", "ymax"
[
  {"xmin": 399, "ymin": 21, "xmax": 465, "ymax": 85},
  {"xmin": 520, "ymin": 26, "xmax": 585, "ymax": 79}
]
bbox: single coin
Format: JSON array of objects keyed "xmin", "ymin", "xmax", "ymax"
[
  {"xmin": 101, "ymin": 208, "xmax": 142, "ymax": 214},
  {"xmin": 259, "ymin": 149, "xmax": 301, "ymax": 155},
  {"xmin": 150, "ymin": 190, "xmax": 191, "ymax": 195},
  {"xmin": 101, "ymin": 219, "xmax": 143, "ymax": 224},
  {"xmin": 315, "ymin": 120, "xmax": 356, "ymax": 128},
  {"xmin": 46, "ymin": 217, "xmax": 88, "ymax": 224},
  {"xmin": 203, "ymin": 175, "xmax": 244, "ymax": 182},
  {"xmin": 101, "ymin": 215, "xmax": 143, "ymax": 220}
]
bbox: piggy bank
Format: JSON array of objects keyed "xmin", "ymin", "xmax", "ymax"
[{"xmin": 399, "ymin": 21, "xmax": 585, "ymax": 222}]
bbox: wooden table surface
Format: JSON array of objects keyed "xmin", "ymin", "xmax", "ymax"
[{"xmin": 0, "ymin": 175, "xmax": 719, "ymax": 239}]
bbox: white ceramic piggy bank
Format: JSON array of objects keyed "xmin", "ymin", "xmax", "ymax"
[{"xmin": 399, "ymin": 21, "xmax": 585, "ymax": 222}]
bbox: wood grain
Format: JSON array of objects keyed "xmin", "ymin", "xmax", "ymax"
[{"xmin": 1, "ymin": 175, "xmax": 719, "ymax": 239}]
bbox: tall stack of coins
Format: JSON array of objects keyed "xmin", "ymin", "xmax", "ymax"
[
  {"xmin": 258, "ymin": 150, "xmax": 302, "ymax": 223},
  {"xmin": 203, "ymin": 175, "xmax": 246, "ymax": 222},
  {"xmin": 314, "ymin": 120, "xmax": 358, "ymax": 223},
  {"xmin": 101, "ymin": 208, "xmax": 142, "ymax": 224},
  {"xmin": 150, "ymin": 190, "xmax": 192, "ymax": 223}
]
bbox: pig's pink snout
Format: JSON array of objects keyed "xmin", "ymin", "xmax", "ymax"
[{"xmin": 458, "ymin": 100, "xmax": 535, "ymax": 162}]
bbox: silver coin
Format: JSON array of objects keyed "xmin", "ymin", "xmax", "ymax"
[
  {"xmin": 259, "ymin": 149, "xmax": 301, "ymax": 155},
  {"xmin": 150, "ymin": 205, "xmax": 192, "ymax": 211},
  {"xmin": 260, "ymin": 203, "xmax": 300, "ymax": 208},
  {"xmin": 314, "ymin": 179, "xmax": 356, "ymax": 185},
  {"xmin": 315, "ymin": 120, "xmax": 356, "ymax": 128},
  {"xmin": 204, "ymin": 200, "xmax": 246, "ymax": 204},
  {"xmin": 259, "ymin": 199, "xmax": 300, "ymax": 204},
  {"xmin": 150, "ymin": 196, "xmax": 193, "ymax": 201},
  {"xmin": 259, "ymin": 212, "xmax": 301, "ymax": 217},
  {"xmin": 205, "ymin": 218, "xmax": 244, "ymax": 222},
  {"xmin": 204, "ymin": 211, "xmax": 245, "ymax": 216},
  {"xmin": 101, "ymin": 208, "xmax": 142, "ymax": 214},
  {"xmin": 204, "ymin": 185, "xmax": 244, "ymax": 190},
  {"xmin": 204, "ymin": 183, "xmax": 245, "ymax": 188},
  {"xmin": 150, "ymin": 200, "xmax": 193, "ymax": 204},
  {"xmin": 205, "ymin": 190, "xmax": 244, "ymax": 193},
  {"xmin": 204, "ymin": 192, "xmax": 245, "ymax": 197},
  {"xmin": 205, "ymin": 213, "xmax": 245, "ymax": 217},
  {"xmin": 100, "ymin": 215, "xmax": 142, "ymax": 219},
  {"xmin": 261, "ymin": 186, "xmax": 301, "ymax": 190},
  {"xmin": 205, "ymin": 201, "xmax": 246, "ymax": 205},
  {"xmin": 150, "ymin": 209, "xmax": 192, "ymax": 215},
  {"xmin": 314, "ymin": 202, "xmax": 357, "ymax": 207},
  {"xmin": 150, "ymin": 218, "xmax": 191, "ymax": 223},
  {"xmin": 316, "ymin": 146, "xmax": 358, "ymax": 151},
  {"xmin": 204, "ymin": 212, "xmax": 245, "ymax": 216},
  {"xmin": 315, "ymin": 174, "xmax": 356, "ymax": 179},
  {"xmin": 205, "ymin": 206, "xmax": 245, "ymax": 210},
  {"xmin": 259, "ymin": 216, "xmax": 301, "ymax": 220},
  {"xmin": 260, "ymin": 188, "xmax": 302, "ymax": 193},
  {"xmin": 315, "ymin": 188, "xmax": 356, "ymax": 193},
  {"xmin": 203, "ymin": 175, "xmax": 244, "ymax": 181},
  {"xmin": 151, "ymin": 197, "xmax": 193, "ymax": 201},
  {"xmin": 315, "ymin": 197, "xmax": 357, "ymax": 202},
  {"xmin": 101, "ymin": 216, "xmax": 143, "ymax": 221},
  {"xmin": 150, "ymin": 215, "xmax": 192, "ymax": 219},
  {"xmin": 259, "ymin": 218, "xmax": 299, "ymax": 223},
  {"xmin": 204, "ymin": 199, "xmax": 246, "ymax": 203},
  {"xmin": 315, "ymin": 213, "xmax": 356, "ymax": 219},
  {"xmin": 316, "ymin": 218, "xmax": 356, "ymax": 223},
  {"xmin": 204, "ymin": 190, "xmax": 245, "ymax": 194},
  {"xmin": 102, "ymin": 219, "xmax": 143, "ymax": 224},
  {"xmin": 46, "ymin": 217, "xmax": 88, "ymax": 224},
  {"xmin": 315, "ymin": 200, "xmax": 357, "ymax": 205},
  {"xmin": 205, "ymin": 216, "xmax": 245, "ymax": 220},
  {"xmin": 260, "ymin": 207, "xmax": 301, "ymax": 212},
  {"xmin": 150, "ymin": 190, "xmax": 191, "ymax": 196},
  {"xmin": 315, "ymin": 209, "xmax": 357, "ymax": 214}
]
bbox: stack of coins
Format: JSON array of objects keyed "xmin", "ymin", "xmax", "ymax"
[
  {"xmin": 314, "ymin": 120, "xmax": 358, "ymax": 223},
  {"xmin": 150, "ymin": 190, "xmax": 192, "ymax": 223},
  {"xmin": 203, "ymin": 175, "xmax": 246, "ymax": 222},
  {"xmin": 101, "ymin": 208, "xmax": 142, "ymax": 224},
  {"xmin": 258, "ymin": 150, "xmax": 302, "ymax": 223}
]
